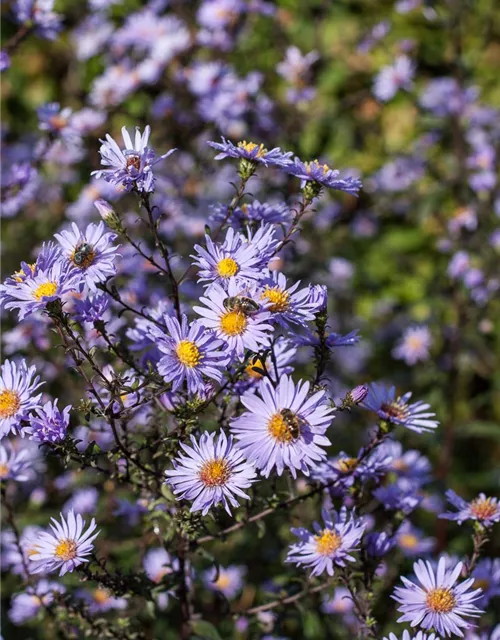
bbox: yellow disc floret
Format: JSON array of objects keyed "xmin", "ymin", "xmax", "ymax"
[
  {"xmin": 426, "ymin": 587, "xmax": 456, "ymax": 613},
  {"xmin": 216, "ymin": 257, "xmax": 239, "ymax": 278},
  {"xmin": 54, "ymin": 539, "xmax": 78, "ymax": 561},
  {"xmin": 267, "ymin": 413, "xmax": 294, "ymax": 443},
  {"xmin": 176, "ymin": 340, "xmax": 201, "ymax": 368},
  {"xmin": 238, "ymin": 141, "xmax": 267, "ymax": 158},
  {"xmin": 470, "ymin": 497, "xmax": 497, "ymax": 520},
  {"xmin": 315, "ymin": 529, "xmax": 342, "ymax": 555},
  {"xmin": 0, "ymin": 389, "xmax": 21, "ymax": 419},
  {"xmin": 220, "ymin": 310, "xmax": 247, "ymax": 336},
  {"xmin": 199, "ymin": 459, "xmax": 231, "ymax": 487},
  {"xmin": 33, "ymin": 281, "xmax": 58, "ymax": 301},
  {"xmin": 261, "ymin": 286, "xmax": 290, "ymax": 313}
]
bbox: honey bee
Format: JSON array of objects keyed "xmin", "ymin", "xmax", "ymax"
[
  {"xmin": 279, "ymin": 408, "xmax": 304, "ymax": 439},
  {"xmin": 73, "ymin": 242, "xmax": 94, "ymax": 266},
  {"xmin": 223, "ymin": 296, "xmax": 259, "ymax": 316}
]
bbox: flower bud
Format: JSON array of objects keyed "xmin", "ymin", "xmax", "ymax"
[
  {"xmin": 93, "ymin": 199, "xmax": 123, "ymax": 232},
  {"xmin": 349, "ymin": 384, "xmax": 369, "ymax": 405}
]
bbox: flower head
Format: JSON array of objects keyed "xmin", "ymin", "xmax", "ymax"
[
  {"xmin": 203, "ymin": 565, "xmax": 246, "ymax": 599},
  {"xmin": 230, "ymin": 375, "xmax": 334, "ymax": 478},
  {"xmin": 9, "ymin": 580, "xmax": 65, "ymax": 625},
  {"xmin": 24, "ymin": 399, "xmax": 71, "ymax": 443},
  {"xmin": 284, "ymin": 158, "xmax": 362, "ymax": 196},
  {"xmin": 165, "ymin": 430, "xmax": 257, "ymax": 515},
  {"xmin": 54, "ymin": 222, "xmax": 119, "ymax": 292},
  {"xmin": 440, "ymin": 490, "xmax": 500, "ymax": 527},
  {"xmin": 28, "ymin": 510, "xmax": 100, "ymax": 576},
  {"xmin": 383, "ymin": 633, "xmax": 441, "ymax": 640},
  {"xmin": 208, "ymin": 137, "xmax": 293, "ymax": 169},
  {"xmin": 393, "ymin": 326, "xmax": 432, "ymax": 366},
  {"xmin": 361, "ymin": 383, "xmax": 439, "ymax": 433},
  {"xmin": 143, "ymin": 547, "xmax": 177, "ymax": 584},
  {"xmin": 148, "ymin": 314, "xmax": 229, "ymax": 395},
  {"xmin": 193, "ymin": 282, "xmax": 273, "ymax": 358},
  {"xmin": 373, "ymin": 55, "xmax": 415, "ymax": 102},
  {"xmin": 393, "ymin": 557, "xmax": 483, "ymax": 637},
  {"xmin": 286, "ymin": 508, "xmax": 365, "ymax": 576},
  {"xmin": 0, "ymin": 443, "xmax": 32, "ymax": 481},
  {"xmin": 0, "ymin": 359, "xmax": 43, "ymax": 438},
  {"xmin": 92, "ymin": 125, "xmax": 175, "ymax": 192}
]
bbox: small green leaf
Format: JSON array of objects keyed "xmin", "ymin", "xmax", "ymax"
[{"xmin": 191, "ymin": 619, "xmax": 223, "ymax": 640}]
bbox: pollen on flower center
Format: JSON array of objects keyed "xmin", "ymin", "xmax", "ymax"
[
  {"xmin": 33, "ymin": 281, "xmax": 58, "ymax": 301},
  {"xmin": 176, "ymin": 340, "xmax": 201, "ymax": 368},
  {"xmin": 238, "ymin": 141, "xmax": 266, "ymax": 157},
  {"xmin": 261, "ymin": 286, "xmax": 290, "ymax": 312},
  {"xmin": 426, "ymin": 587, "xmax": 456, "ymax": 613},
  {"xmin": 220, "ymin": 310, "xmax": 247, "ymax": 336},
  {"xmin": 0, "ymin": 389, "xmax": 21, "ymax": 418},
  {"xmin": 0, "ymin": 462, "xmax": 9, "ymax": 478},
  {"xmin": 315, "ymin": 529, "xmax": 342, "ymax": 555},
  {"xmin": 470, "ymin": 497, "xmax": 497, "ymax": 520},
  {"xmin": 399, "ymin": 533, "xmax": 418, "ymax": 549},
  {"xmin": 215, "ymin": 573, "xmax": 231, "ymax": 589},
  {"xmin": 335, "ymin": 457, "xmax": 358, "ymax": 473},
  {"xmin": 381, "ymin": 400, "xmax": 408, "ymax": 422},
  {"xmin": 199, "ymin": 458, "xmax": 231, "ymax": 487},
  {"xmin": 267, "ymin": 412, "xmax": 298, "ymax": 443},
  {"xmin": 216, "ymin": 257, "xmax": 239, "ymax": 278},
  {"xmin": 54, "ymin": 539, "xmax": 78, "ymax": 561}
]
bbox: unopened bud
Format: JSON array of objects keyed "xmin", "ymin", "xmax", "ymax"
[
  {"xmin": 349, "ymin": 384, "xmax": 369, "ymax": 405},
  {"xmin": 94, "ymin": 199, "xmax": 123, "ymax": 232}
]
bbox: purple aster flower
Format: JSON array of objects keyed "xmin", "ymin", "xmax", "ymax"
[
  {"xmin": 165, "ymin": 430, "xmax": 257, "ymax": 515},
  {"xmin": 383, "ymin": 633, "xmax": 441, "ymax": 640},
  {"xmin": 0, "ymin": 443, "xmax": 32, "ymax": 481},
  {"xmin": 0, "ymin": 51, "xmax": 11, "ymax": 71},
  {"xmin": 373, "ymin": 55, "xmax": 415, "ymax": 101},
  {"xmin": 0, "ymin": 261, "xmax": 79, "ymax": 321},
  {"xmin": 0, "ymin": 359, "xmax": 43, "ymax": 438},
  {"xmin": 395, "ymin": 521, "xmax": 436, "ymax": 557},
  {"xmin": 230, "ymin": 375, "xmax": 334, "ymax": 478},
  {"xmin": 380, "ymin": 441, "xmax": 432, "ymax": 486},
  {"xmin": 192, "ymin": 227, "xmax": 270, "ymax": 290},
  {"xmin": 37, "ymin": 102, "xmax": 76, "ymax": 139},
  {"xmin": 63, "ymin": 487, "xmax": 99, "ymax": 515},
  {"xmin": 321, "ymin": 586, "xmax": 355, "ymax": 615},
  {"xmin": 24, "ymin": 399, "xmax": 71, "ymax": 443},
  {"xmin": 14, "ymin": 0, "xmax": 62, "ymax": 40},
  {"xmin": 393, "ymin": 557, "xmax": 483, "ymax": 637},
  {"xmin": 440, "ymin": 490, "xmax": 500, "ymax": 527},
  {"xmin": 77, "ymin": 588, "xmax": 127, "ymax": 614},
  {"xmin": 374, "ymin": 479, "xmax": 422, "ymax": 515},
  {"xmin": 73, "ymin": 292, "xmax": 111, "ymax": 324},
  {"xmin": 284, "ymin": 158, "xmax": 362, "ymax": 196},
  {"xmin": 54, "ymin": 221, "xmax": 119, "ymax": 292},
  {"xmin": 209, "ymin": 200, "xmax": 291, "ymax": 228},
  {"xmin": 208, "ymin": 137, "xmax": 293, "ymax": 168},
  {"xmin": 471, "ymin": 558, "xmax": 500, "ymax": 607},
  {"xmin": 193, "ymin": 281, "xmax": 273, "ymax": 358},
  {"xmin": 147, "ymin": 314, "xmax": 230, "ymax": 395},
  {"xmin": 143, "ymin": 547, "xmax": 178, "ymax": 584},
  {"xmin": 393, "ymin": 326, "xmax": 432, "ymax": 365},
  {"xmin": 286, "ymin": 507, "xmax": 365, "ymax": 576},
  {"xmin": 9, "ymin": 580, "xmax": 65, "ymax": 625},
  {"xmin": 258, "ymin": 271, "xmax": 325, "ymax": 328},
  {"xmin": 361, "ymin": 382, "xmax": 439, "ymax": 433},
  {"xmin": 0, "ymin": 162, "xmax": 40, "ymax": 218},
  {"xmin": 203, "ymin": 565, "xmax": 246, "ymax": 599},
  {"xmin": 420, "ymin": 78, "xmax": 478, "ymax": 117},
  {"xmin": 92, "ymin": 125, "xmax": 176, "ymax": 192},
  {"xmin": 28, "ymin": 510, "xmax": 100, "ymax": 576},
  {"xmin": 365, "ymin": 531, "xmax": 395, "ymax": 557}
]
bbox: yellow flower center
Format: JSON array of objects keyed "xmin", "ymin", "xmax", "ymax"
[
  {"xmin": 407, "ymin": 335, "xmax": 425, "ymax": 350},
  {"xmin": 216, "ymin": 257, "xmax": 239, "ymax": 278},
  {"xmin": 426, "ymin": 587, "xmax": 456, "ymax": 613},
  {"xmin": 215, "ymin": 573, "xmax": 231, "ymax": 589},
  {"xmin": 33, "ymin": 281, "xmax": 58, "ymax": 301},
  {"xmin": 220, "ymin": 310, "xmax": 247, "ymax": 336},
  {"xmin": 199, "ymin": 459, "xmax": 231, "ymax": 487},
  {"xmin": 238, "ymin": 141, "xmax": 267, "ymax": 157},
  {"xmin": 176, "ymin": 340, "xmax": 201, "ymax": 368},
  {"xmin": 315, "ymin": 529, "xmax": 342, "ymax": 555},
  {"xmin": 93, "ymin": 589, "xmax": 110, "ymax": 604},
  {"xmin": 245, "ymin": 357, "xmax": 265, "ymax": 379},
  {"xmin": 335, "ymin": 457, "xmax": 358, "ymax": 473},
  {"xmin": 306, "ymin": 160, "xmax": 330, "ymax": 175},
  {"xmin": 392, "ymin": 458, "xmax": 408, "ymax": 472},
  {"xmin": 398, "ymin": 533, "xmax": 419, "ymax": 549},
  {"xmin": 267, "ymin": 412, "xmax": 300, "ymax": 443},
  {"xmin": 0, "ymin": 462, "xmax": 9, "ymax": 478},
  {"xmin": 54, "ymin": 539, "xmax": 78, "ymax": 561},
  {"xmin": 470, "ymin": 497, "xmax": 497, "ymax": 520},
  {"xmin": 261, "ymin": 286, "xmax": 290, "ymax": 313},
  {"xmin": 0, "ymin": 389, "xmax": 21, "ymax": 419}
]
